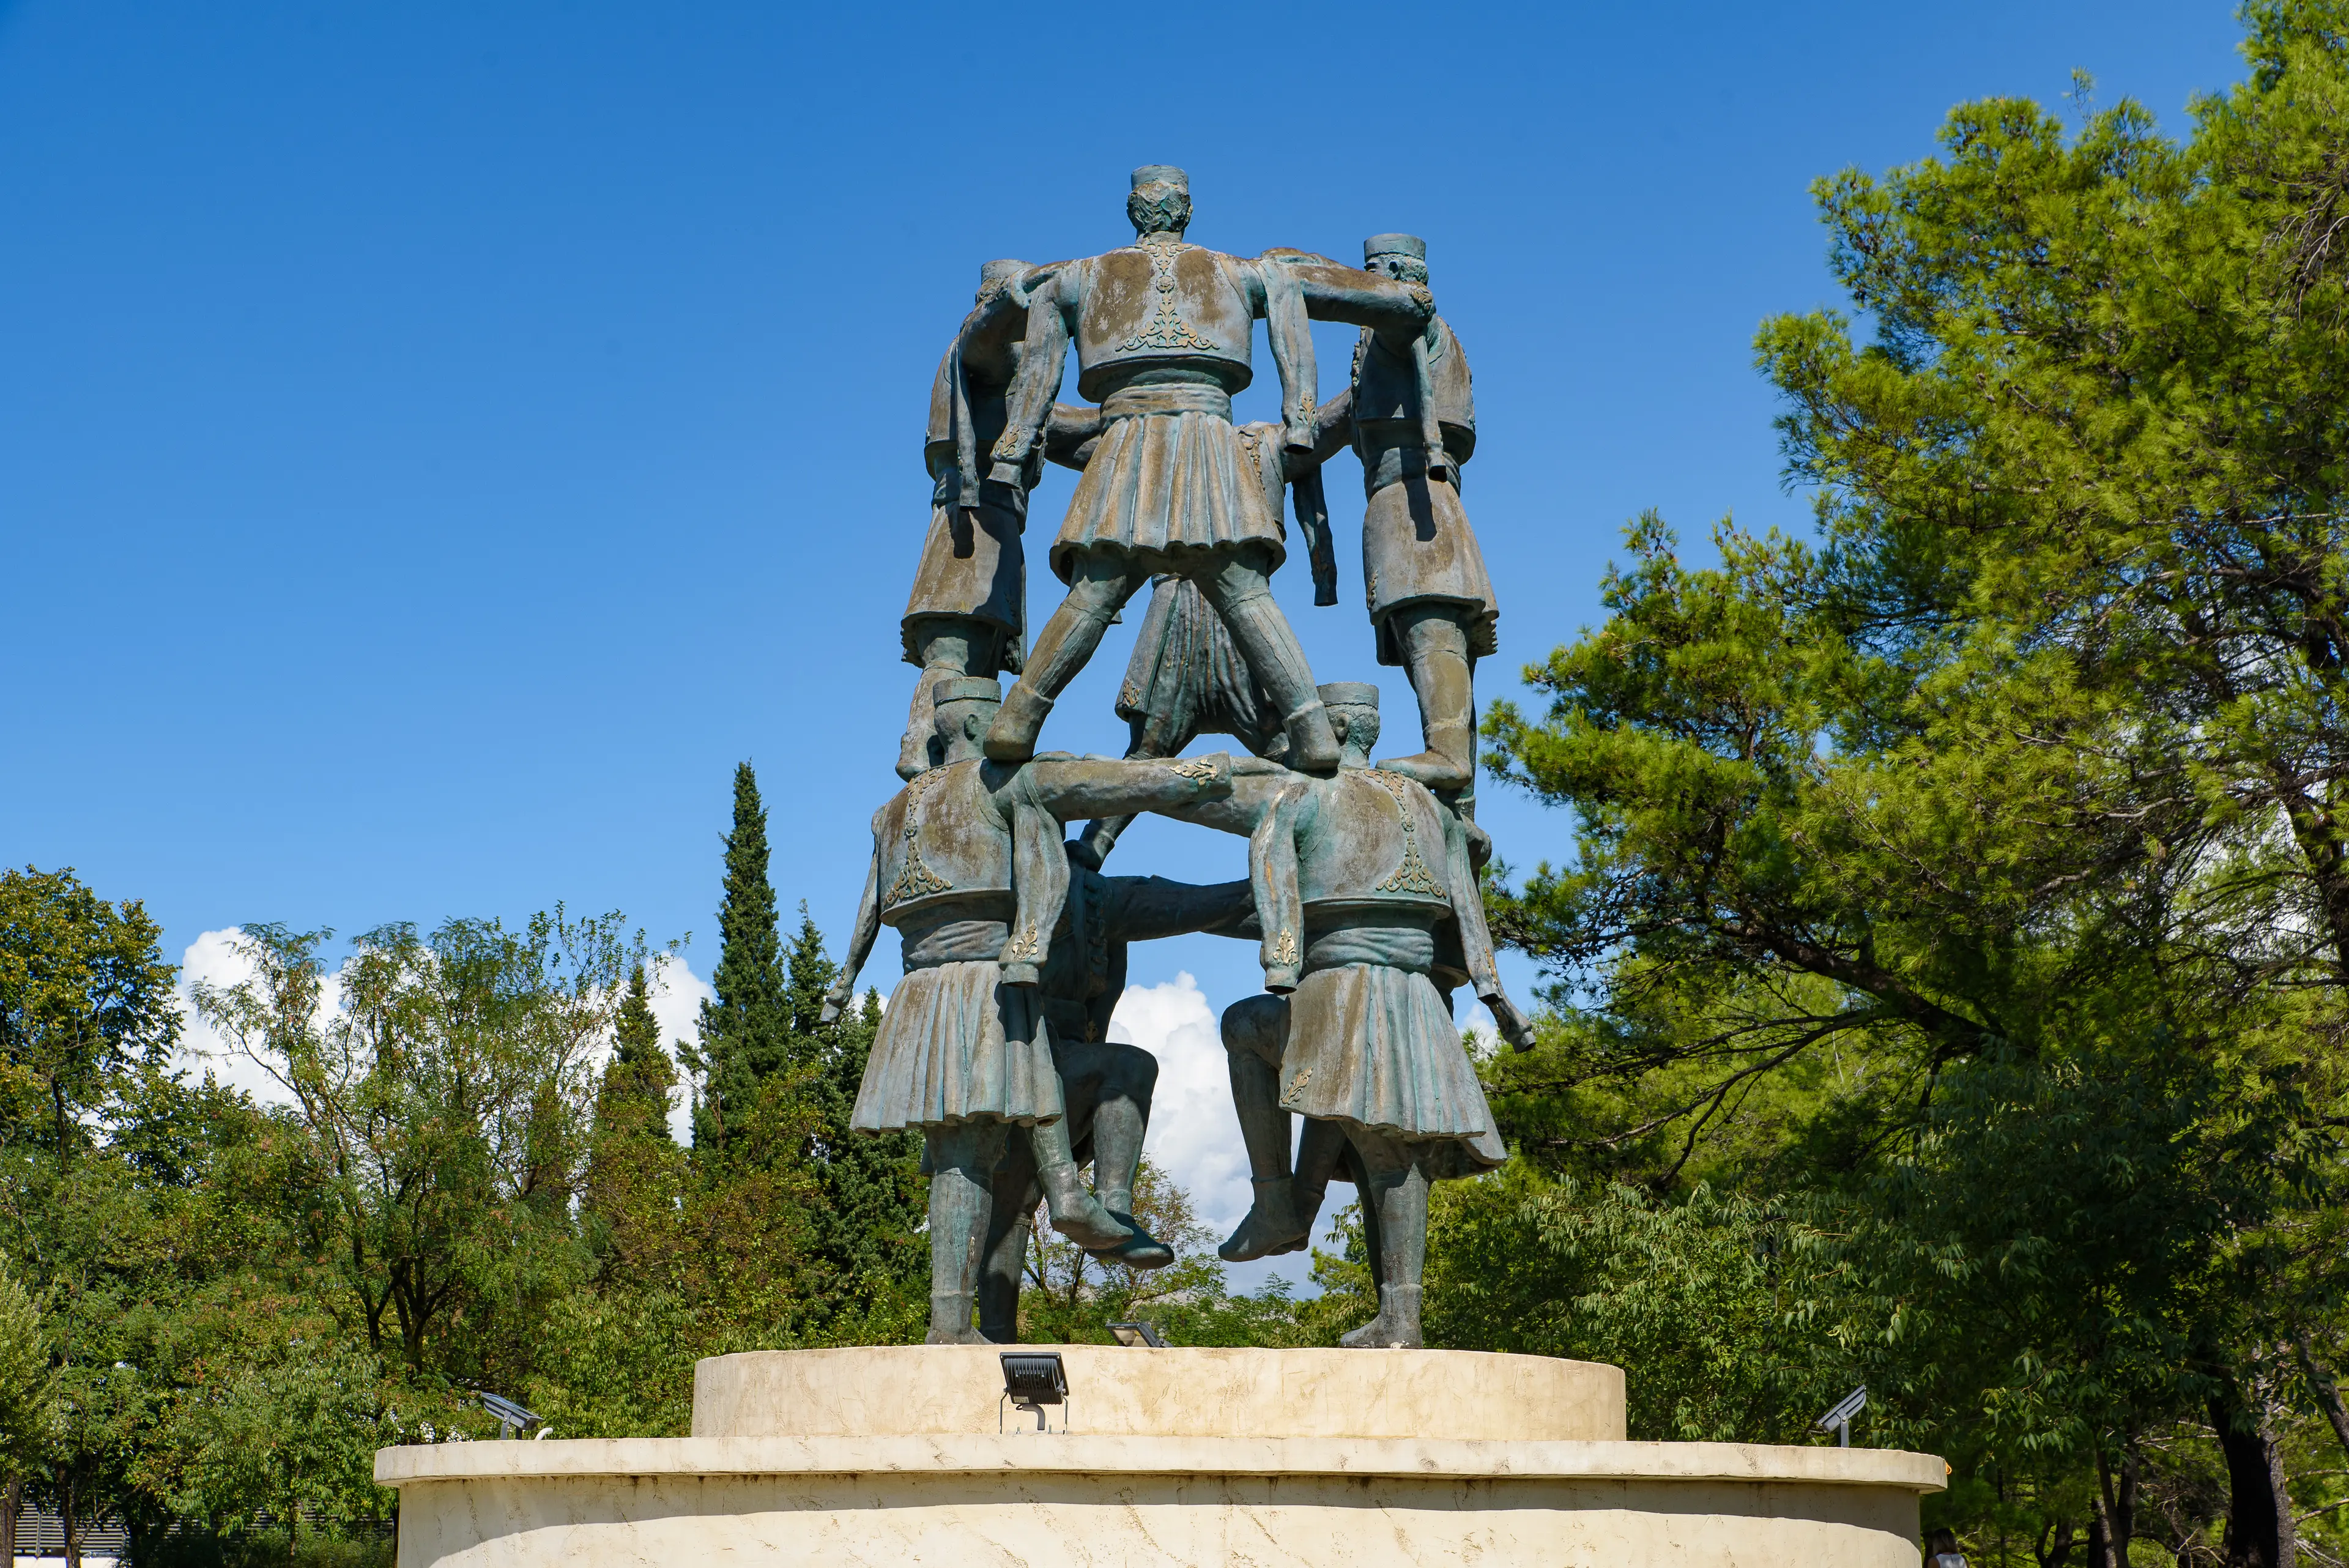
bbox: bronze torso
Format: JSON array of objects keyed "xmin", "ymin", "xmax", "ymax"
[
  {"xmin": 1071, "ymin": 238, "xmax": 1258, "ymax": 401},
  {"xmin": 873, "ymin": 760, "xmax": 1015, "ymax": 928},
  {"xmin": 1293, "ymin": 768, "xmax": 1453, "ymax": 923},
  {"xmin": 1351, "ymin": 318, "xmax": 1475, "ymax": 474}
]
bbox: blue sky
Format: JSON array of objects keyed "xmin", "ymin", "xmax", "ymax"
[{"xmin": 0, "ymin": 1, "xmax": 2247, "ymax": 1260}]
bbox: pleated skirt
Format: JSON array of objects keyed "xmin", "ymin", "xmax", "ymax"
[
  {"xmin": 900, "ymin": 497, "xmax": 1026, "ymax": 671},
  {"xmin": 1050, "ymin": 411, "xmax": 1286, "ymax": 582},
  {"xmin": 1277, "ymin": 962, "xmax": 1505, "ymax": 1168},
  {"xmin": 1114, "ymin": 574, "xmax": 1277, "ymax": 754},
  {"xmin": 1363, "ymin": 474, "xmax": 1500, "ymax": 665},
  {"xmin": 852, "ymin": 960, "xmax": 1064, "ymax": 1132}
]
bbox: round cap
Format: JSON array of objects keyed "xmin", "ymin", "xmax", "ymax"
[
  {"xmin": 1131, "ymin": 164, "xmax": 1189, "ymax": 190},
  {"xmin": 933, "ymin": 676, "xmax": 1004, "ymax": 706},
  {"xmin": 1318, "ymin": 682, "xmax": 1380, "ymax": 708},
  {"xmin": 979, "ymin": 258, "xmax": 1030, "ymax": 286},
  {"xmin": 1364, "ymin": 233, "xmax": 1427, "ymax": 263}
]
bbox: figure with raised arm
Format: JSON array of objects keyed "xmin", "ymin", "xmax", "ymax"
[
  {"xmin": 896, "ymin": 259, "xmax": 1106, "ymax": 779},
  {"xmin": 983, "ymin": 166, "xmax": 1436, "ymax": 775},
  {"xmin": 820, "ymin": 676, "xmax": 1234, "ymax": 1342}
]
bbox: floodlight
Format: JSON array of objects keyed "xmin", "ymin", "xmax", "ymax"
[
  {"xmin": 999, "ymin": 1351, "xmax": 1067, "ymax": 1433},
  {"xmin": 477, "ymin": 1391, "xmax": 541, "ymax": 1440},
  {"xmin": 1109, "ymin": 1321, "xmax": 1167, "ymax": 1348},
  {"xmin": 1814, "ymin": 1385, "xmax": 1866, "ymax": 1447}
]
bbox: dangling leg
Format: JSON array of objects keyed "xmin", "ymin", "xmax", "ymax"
[
  {"xmin": 978, "ymin": 1134, "xmax": 1039, "ymax": 1343},
  {"xmin": 1026, "ymin": 1113, "xmax": 1133, "ymax": 1250},
  {"xmin": 986, "ymin": 550, "xmax": 1145, "ymax": 763},
  {"xmin": 1219, "ymin": 995, "xmax": 1307, "ymax": 1260},
  {"xmin": 1338, "ymin": 1129, "xmax": 1430, "ymax": 1350},
  {"xmin": 1379, "ymin": 604, "xmax": 1475, "ymax": 792},
  {"xmin": 898, "ymin": 619, "xmax": 997, "ymax": 781},
  {"xmin": 924, "ymin": 1121, "xmax": 1009, "ymax": 1345},
  {"xmin": 1077, "ymin": 1042, "xmax": 1173, "ymax": 1268},
  {"xmin": 1197, "ymin": 546, "xmax": 1339, "ymax": 776}
]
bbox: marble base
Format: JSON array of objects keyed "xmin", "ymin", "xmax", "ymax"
[{"xmin": 377, "ymin": 1348, "xmax": 1943, "ymax": 1566}]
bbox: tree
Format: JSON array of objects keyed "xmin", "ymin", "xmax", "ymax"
[
  {"xmin": 193, "ymin": 910, "xmax": 642, "ymax": 1389},
  {"xmin": 0, "ymin": 867, "xmax": 180, "ymax": 1159},
  {"xmin": 691, "ymin": 764, "xmax": 790, "ymax": 1150},
  {"xmin": 600, "ymin": 963, "xmax": 675, "ymax": 1142},
  {"xmin": 1474, "ymin": 7, "xmax": 2349, "ymax": 1561},
  {"xmin": 778, "ymin": 912, "xmax": 922, "ymax": 1299},
  {"xmin": 0, "ymin": 1262, "xmax": 56, "ymax": 1568}
]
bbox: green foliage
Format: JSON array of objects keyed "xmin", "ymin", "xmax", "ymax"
[
  {"xmin": 0, "ymin": 866, "xmax": 180, "ymax": 1156},
  {"xmin": 1471, "ymin": 6, "xmax": 2349, "ymax": 1558},
  {"xmin": 781, "ymin": 913, "xmax": 923, "ymax": 1301},
  {"xmin": 0, "ymin": 1262, "xmax": 55, "ymax": 1473}
]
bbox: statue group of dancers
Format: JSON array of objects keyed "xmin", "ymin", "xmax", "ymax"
[{"xmin": 820, "ymin": 166, "xmax": 1534, "ymax": 1350}]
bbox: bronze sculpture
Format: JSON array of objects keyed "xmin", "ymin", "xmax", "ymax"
[
  {"xmin": 845, "ymin": 177, "xmax": 1534, "ymax": 1347},
  {"xmin": 982, "ymin": 167, "xmax": 1435, "ymax": 778}
]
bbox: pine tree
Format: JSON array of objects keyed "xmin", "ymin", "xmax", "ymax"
[
  {"xmin": 598, "ymin": 962, "xmax": 675, "ymax": 1140},
  {"xmin": 693, "ymin": 762, "xmax": 789, "ymax": 1149},
  {"xmin": 782, "ymin": 908, "xmax": 924, "ymax": 1296}
]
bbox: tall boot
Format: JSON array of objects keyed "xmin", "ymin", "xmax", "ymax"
[
  {"xmin": 977, "ymin": 1190, "xmax": 1036, "ymax": 1343},
  {"xmin": 926, "ymin": 1156, "xmax": 994, "ymax": 1345},
  {"xmin": 1028, "ymin": 1118, "xmax": 1133, "ymax": 1249},
  {"xmin": 1379, "ymin": 609, "xmax": 1474, "ymax": 791},
  {"xmin": 897, "ymin": 664, "xmax": 956, "ymax": 781},
  {"xmin": 1340, "ymin": 1141, "xmax": 1429, "ymax": 1350},
  {"xmin": 985, "ymin": 562, "xmax": 1136, "ymax": 762},
  {"xmin": 1086, "ymin": 1096, "xmax": 1173, "ymax": 1269},
  {"xmin": 983, "ymin": 682, "xmax": 1056, "ymax": 764}
]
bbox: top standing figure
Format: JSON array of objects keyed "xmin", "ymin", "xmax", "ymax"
[{"xmin": 982, "ymin": 166, "xmax": 1438, "ymax": 775}]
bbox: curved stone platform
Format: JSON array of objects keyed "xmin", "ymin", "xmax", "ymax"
[
  {"xmin": 694, "ymin": 1344, "xmax": 1627, "ymax": 1440},
  {"xmin": 377, "ymin": 1348, "xmax": 1943, "ymax": 1566}
]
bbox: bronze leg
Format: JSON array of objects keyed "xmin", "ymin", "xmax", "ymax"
[
  {"xmin": 985, "ymin": 551, "xmax": 1146, "ymax": 762},
  {"xmin": 1218, "ymin": 995, "xmax": 1308, "ymax": 1260},
  {"xmin": 924, "ymin": 1121, "xmax": 1008, "ymax": 1344},
  {"xmin": 978, "ymin": 1134, "xmax": 1040, "ymax": 1343},
  {"xmin": 1381, "ymin": 604, "xmax": 1475, "ymax": 792},
  {"xmin": 1338, "ymin": 1128, "xmax": 1429, "ymax": 1350},
  {"xmin": 1195, "ymin": 546, "xmax": 1338, "ymax": 776}
]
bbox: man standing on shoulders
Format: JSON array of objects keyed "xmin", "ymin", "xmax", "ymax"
[{"xmin": 984, "ymin": 166, "xmax": 1436, "ymax": 775}]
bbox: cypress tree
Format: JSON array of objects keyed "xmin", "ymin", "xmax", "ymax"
[
  {"xmin": 598, "ymin": 962, "xmax": 675, "ymax": 1139},
  {"xmin": 693, "ymin": 762, "xmax": 789, "ymax": 1149}
]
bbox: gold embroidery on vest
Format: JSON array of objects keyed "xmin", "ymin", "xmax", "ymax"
[
  {"xmin": 1363, "ymin": 770, "xmax": 1447, "ymax": 897},
  {"xmin": 882, "ymin": 768, "xmax": 952, "ymax": 908},
  {"xmin": 1119, "ymin": 236, "xmax": 1218, "ymax": 353}
]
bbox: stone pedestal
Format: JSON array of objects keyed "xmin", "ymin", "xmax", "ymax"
[{"xmin": 377, "ymin": 1347, "xmax": 1943, "ymax": 1566}]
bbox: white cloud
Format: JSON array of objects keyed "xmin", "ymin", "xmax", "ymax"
[
  {"xmin": 642, "ymin": 952, "xmax": 712, "ymax": 1142},
  {"xmin": 1106, "ymin": 972, "xmax": 1329, "ymax": 1294},
  {"xmin": 1108, "ymin": 972, "xmax": 1250, "ymax": 1239}
]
